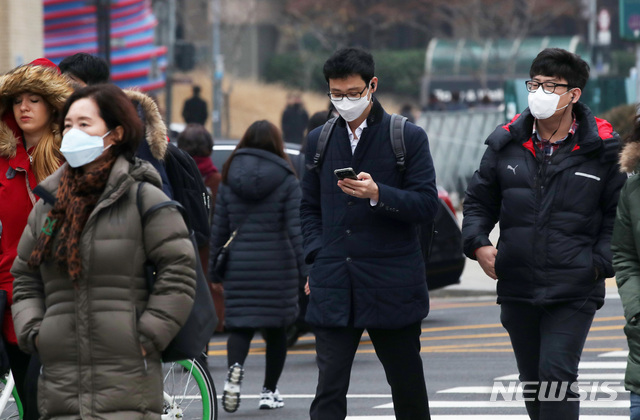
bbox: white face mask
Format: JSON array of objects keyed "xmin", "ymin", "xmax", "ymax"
[
  {"xmin": 527, "ymin": 87, "xmax": 573, "ymax": 120},
  {"xmin": 331, "ymin": 86, "xmax": 371, "ymax": 122},
  {"xmin": 60, "ymin": 128, "xmax": 111, "ymax": 168}
]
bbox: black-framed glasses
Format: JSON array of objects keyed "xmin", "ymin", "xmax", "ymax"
[
  {"xmin": 327, "ymin": 85, "xmax": 368, "ymax": 101},
  {"xmin": 525, "ymin": 80, "xmax": 571, "ymax": 94}
]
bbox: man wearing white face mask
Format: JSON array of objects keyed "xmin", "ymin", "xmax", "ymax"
[
  {"xmin": 462, "ymin": 48, "xmax": 627, "ymax": 420},
  {"xmin": 300, "ymin": 47, "xmax": 438, "ymax": 420}
]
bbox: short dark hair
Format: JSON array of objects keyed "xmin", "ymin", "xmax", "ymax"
[
  {"xmin": 529, "ymin": 48, "xmax": 590, "ymax": 90},
  {"xmin": 323, "ymin": 47, "xmax": 375, "ymax": 85},
  {"xmin": 60, "ymin": 84, "xmax": 143, "ymax": 161},
  {"xmin": 177, "ymin": 124, "xmax": 213, "ymax": 157},
  {"xmin": 222, "ymin": 120, "xmax": 293, "ymax": 182},
  {"xmin": 193, "ymin": 85, "xmax": 201, "ymax": 95},
  {"xmin": 59, "ymin": 53, "xmax": 110, "ymax": 85}
]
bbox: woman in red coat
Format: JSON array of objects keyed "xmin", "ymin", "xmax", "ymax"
[{"xmin": 0, "ymin": 58, "xmax": 72, "ymax": 419}]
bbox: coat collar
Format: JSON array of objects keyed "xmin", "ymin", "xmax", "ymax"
[
  {"xmin": 488, "ymin": 102, "xmax": 611, "ymax": 155},
  {"xmin": 34, "ymin": 156, "xmax": 163, "ymax": 206}
]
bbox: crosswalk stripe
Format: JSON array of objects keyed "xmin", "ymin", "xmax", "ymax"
[
  {"xmin": 495, "ymin": 373, "xmax": 625, "ymax": 380},
  {"xmin": 374, "ymin": 400, "xmax": 630, "ymax": 409},
  {"xmin": 347, "ymin": 417, "xmax": 628, "ymax": 420},
  {"xmin": 599, "ymin": 350, "xmax": 629, "ymax": 358},
  {"xmin": 437, "ymin": 386, "xmax": 627, "ymax": 394},
  {"xmin": 579, "ymin": 361, "xmax": 627, "ymax": 369},
  {"xmin": 347, "ymin": 417, "xmax": 629, "ymax": 420}
]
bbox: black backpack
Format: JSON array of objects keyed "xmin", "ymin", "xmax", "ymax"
[
  {"xmin": 308, "ymin": 113, "xmax": 436, "ymax": 262},
  {"xmin": 163, "ymin": 144, "xmax": 212, "ymax": 247}
]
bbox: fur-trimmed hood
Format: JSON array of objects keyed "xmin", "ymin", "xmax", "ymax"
[
  {"xmin": 124, "ymin": 89, "xmax": 167, "ymax": 160},
  {"xmin": 0, "ymin": 61, "xmax": 73, "ymax": 159},
  {"xmin": 620, "ymin": 141, "xmax": 640, "ymax": 173}
]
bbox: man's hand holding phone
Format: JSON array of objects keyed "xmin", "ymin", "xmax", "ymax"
[{"xmin": 335, "ymin": 167, "xmax": 379, "ymax": 202}]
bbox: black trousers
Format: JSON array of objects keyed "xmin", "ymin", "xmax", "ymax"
[
  {"xmin": 4, "ymin": 342, "xmax": 40, "ymax": 420},
  {"xmin": 310, "ymin": 321, "xmax": 430, "ymax": 420},
  {"xmin": 226, "ymin": 327, "xmax": 288, "ymax": 392},
  {"xmin": 500, "ymin": 299, "xmax": 598, "ymax": 420}
]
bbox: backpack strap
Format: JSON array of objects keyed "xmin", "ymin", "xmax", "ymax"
[
  {"xmin": 136, "ymin": 182, "xmax": 190, "ymax": 230},
  {"xmin": 307, "ymin": 117, "xmax": 338, "ymax": 171},
  {"xmin": 390, "ymin": 113, "xmax": 407, "ymax": 172},
  {"xmin": 33, "ymin": 185, "xmax": 57, "ymax": 206}
]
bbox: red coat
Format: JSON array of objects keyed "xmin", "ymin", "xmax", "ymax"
[
  {"xmin": 0, "ymin": 134, "xmax": 37, "ymax": 345},
  {"xmin": 0, "ymin": 59, "xmax": 71, "ymax": 344}
]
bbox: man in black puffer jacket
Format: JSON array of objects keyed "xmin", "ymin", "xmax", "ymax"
[{"xmin": 462, "ymin": 48, "xmax": 626, "ymax": 420}]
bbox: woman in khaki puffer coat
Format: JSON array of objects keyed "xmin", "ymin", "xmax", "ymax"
[{"xmin": 10, "ymin": 84, "xmax": 196, "ymax": 419}]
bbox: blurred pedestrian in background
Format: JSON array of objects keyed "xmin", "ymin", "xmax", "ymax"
[
  {"xmin": 11, "ymin": 83, "xmax": 196, "ymax": 419},
  {"xmin": 0, "ymin": 58, "xmax": 72, "ymax": 419},
  {"xmin": 58, "ymin": 52, "xmax": 110, "ymax": 88},
  {"xmin": 182, "ymin": 85, "xmax": 208, "ymax": 126},
  {"xmin": 210, "ymin": 120, "xmax": 307, "ymax": 413},
  {"xmin": 423, "ymin": 92, "xmax": 445, "ymax": 112},
  {"xmin": 281, "ymin": 91, "xmax": 309, "ymax": 144},
  {"xmin": 177, "ymin": 123, "xmax": 221, "ymax": 215},
  {"xmin": 178, "ymin": 123, "xmax": 224, "ymax": 331},
  {"xmin": 399, "ymin": 103, "xmax": 416, "ymax": 123},
  {"xmin": 612, "ymin": 116, "xmax": 640, "ymax": 420}
]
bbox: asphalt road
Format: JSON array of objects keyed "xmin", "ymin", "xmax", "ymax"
[{"xmin": 204, "ymin": 288, "xmax": 629, "ymax": 419}]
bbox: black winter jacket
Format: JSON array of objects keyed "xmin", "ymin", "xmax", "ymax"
[
  {"xmin": 462, "ymin": 102, "xmax": 626, "ymax": 307},
  {"xmin": 209, "ymin": 148, "xmax": 307, "ymax": 329},
  {"xmin": 300, "ymin": 99, "xmax": 439, "ymax": 329}
]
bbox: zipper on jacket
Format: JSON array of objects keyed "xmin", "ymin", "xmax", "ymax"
[{"xmin": 15, "ymin": 167, "xmax": 36, "ymax": 206}]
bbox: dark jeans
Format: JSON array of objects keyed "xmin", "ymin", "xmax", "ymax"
[
  {"xmin": 500, "ymin": 299, "xmax": 598, "ymax": 420},
  {"xmin": 226, "ymin": 327, "xmax": 287, "ymax": 392},
  {"xmin": 310, "ymin": 321, "xmax": 430, "ymax": 420},
  {"xmin": 4, "ymin": 342, "xmax": 40, "ymax": 420}
]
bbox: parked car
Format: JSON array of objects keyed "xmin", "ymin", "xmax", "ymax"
[{"xmin": 208, "ymin": 139, "xmax": 465, "ymax": 291}]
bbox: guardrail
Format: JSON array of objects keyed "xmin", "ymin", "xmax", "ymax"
[{"xmin": 417, "ymin": 109, "xmax": 506, "ymax": 199}]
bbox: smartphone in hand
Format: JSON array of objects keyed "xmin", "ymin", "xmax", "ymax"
[{"xmin": 334, "ymin": 167, "xmax": 359, "ymax": 180}]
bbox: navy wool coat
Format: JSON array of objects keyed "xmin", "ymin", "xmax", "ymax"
[
  {"xmin": 462, "ymin": 102, "xmax": 626, "ymax": 307},
  {"xmin": 209, "ymin": 148, "xmax": 308, "ymax": 329},
  {"xmin": 300, "ymin": 99, "xmax": 439, "ymax": 329}
]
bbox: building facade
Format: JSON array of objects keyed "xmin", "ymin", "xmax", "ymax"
[{"xmin": 0, "ymin": 0, "xmax": 44, "ymax": 73}]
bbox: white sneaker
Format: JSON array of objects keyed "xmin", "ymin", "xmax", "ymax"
[
  {"xmin": 222, "ymin": 363, "xmax": 244, "ymax": 413},
  {"xmin": 259, "ymin": 387, "xmax": 284, "ymax": 409}
]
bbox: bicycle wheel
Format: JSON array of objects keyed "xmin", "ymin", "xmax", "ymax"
[
  {"xmin": 162, "ymin": 355, "xmax": 217, "ymax": 420},
  {"xmin": 0, "ymin": 371, "xmax": 22, "ymax": 419}
]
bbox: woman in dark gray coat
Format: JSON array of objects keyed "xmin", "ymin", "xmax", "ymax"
[{"xmin": 209, "ymin": 120, "xmax": 307, "ymax": 413}]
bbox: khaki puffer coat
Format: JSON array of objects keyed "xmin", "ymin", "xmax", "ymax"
[
  {"xmin": 11, "ymin": 156, "xmax": 196, "ymax": 419},
  {"xmin": 613, "ymin": 141, "xmax": 640, "ymax": 396}
]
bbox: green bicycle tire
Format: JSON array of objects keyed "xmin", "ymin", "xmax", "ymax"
[
  {"xmin": 164, "ymin": 356, "xmax": 217, "ymax": 420},
  {"xmin": 0, "ymin": 372, "xmax": 23, "ymax": 419}
]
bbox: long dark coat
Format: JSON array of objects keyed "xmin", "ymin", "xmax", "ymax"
[
  {"xmin": 209, "ymin": 148, "xmax": 307, "ymax": 329},
  {"xmin": 300, "ymin": 99, "xmax": 439, "ymax": 329}
]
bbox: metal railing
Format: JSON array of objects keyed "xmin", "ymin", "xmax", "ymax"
[{"xmin": 417, "ymin": 109, "xmax": 506, "ymax": 197}]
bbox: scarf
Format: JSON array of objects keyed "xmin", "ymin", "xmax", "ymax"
[
  {"xmin": 28, "ymin": 149, "xmax": 118, "ymax": 281},
  {"xmin": 193, "ymin": 155, "xmax": 218, "ymax": 179}
]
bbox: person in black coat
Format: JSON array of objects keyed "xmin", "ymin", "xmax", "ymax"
[
  {"xmin": 300, "ymin": 47, "xmax": 438, "ymax": 420},
  {"xmin": 281, "ymin": 91, "xmax": 309, "ymax": 144},
  {"xmin": 210, "ymin": 120, "xmax": 307, "ymax": 413},
  {"xmin": 462, "ymin": 48, "xmax": 626, "ymax": 420},
  {"xmin": 182, "ymin": 85, "xmax": 208, "ymax": 125}
]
